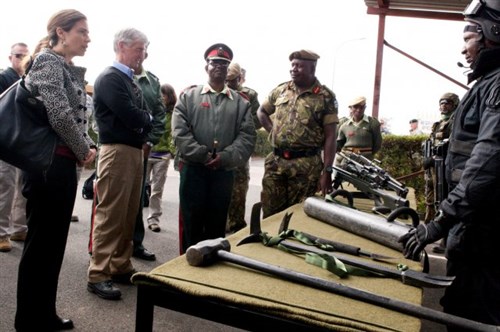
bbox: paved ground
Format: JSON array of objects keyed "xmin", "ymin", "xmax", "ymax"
[{"xmin": 0, "ymin": 157, "xmax": 447, "ymax": 332}]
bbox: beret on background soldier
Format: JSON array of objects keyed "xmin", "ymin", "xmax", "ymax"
[
  {"xmin": 226, "ymin": 62, "xmax": 241, "ymax": 81},
  {"xmin": 409, "ymin": 119, "xmax": 418, "ymax": 124},
  {"xmin": 204, "ymin": 43, "xmax": 233, "ymax": 63},
  {"xmin": 348, "ymin": 96, "xmax": 367, "ymax": 107},
  {"xmin": 289, "ymin": 49, "xmax": 320, "ymax": 62}
]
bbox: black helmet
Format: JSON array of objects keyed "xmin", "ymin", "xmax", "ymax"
[{"xmin": 464, "ymin": 0, "xmax": 500, "ymax": 44}]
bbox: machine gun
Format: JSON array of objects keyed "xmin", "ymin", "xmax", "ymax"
[
  {"xmin": 423, "ymin": 138, "xmax": 433, "ymax": 160},
  {"xmin": 433, "ymin": 139, "xmax": 449, "ymax": 207},
  {"xmin": 332, "ymin": 152, "xmax": 410, "ymax": 211},
  {"xmin": 422, "ymin": 137, "xmax": 449, "ymax": 208}
]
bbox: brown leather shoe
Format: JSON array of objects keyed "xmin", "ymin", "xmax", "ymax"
[
  {"xmin": 0, "ymin": 236, "xmax": 12, "ymax": 252},
  {"xmin": 10, "ymin": 231, "xmax": 27, "ymax": 242}
]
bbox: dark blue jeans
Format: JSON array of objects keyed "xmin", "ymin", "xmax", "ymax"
[
  {"xmin": 15, "ymin": 155, "xmax": 77, "ymax": 330},
  {"xmin": 179, "ymin": 163, "xmax": 233, "ymax": 253}
]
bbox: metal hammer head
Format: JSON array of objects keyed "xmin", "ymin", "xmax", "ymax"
[{"xmin": 186, "ymin": 238, "xmax": 231, "ymax": 266}]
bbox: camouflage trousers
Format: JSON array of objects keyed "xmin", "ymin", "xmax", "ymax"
[
  {"xmin": 261, "ymin": 153, "xmax": 322, "ymax": 218},
  {"xmin": 226, "ymin": 162, "xmax": 250, "ymax": 233}
]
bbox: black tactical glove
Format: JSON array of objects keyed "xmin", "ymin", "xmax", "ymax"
[
  {"xmin": 423, "ymin": 157, "xmax": 434, "ymax": 170},
  {"xmin": 398, "ymin": 212, "xmax": 451, "ymax": 261}
]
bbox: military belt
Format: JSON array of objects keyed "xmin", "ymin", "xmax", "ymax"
[
  {"xmin": 273, "ymin": 147, "xmax": 320, "ymax": 160},
  {"xmin": 342, "ymin": 147, "xmax": 372, "ymax": 154}
]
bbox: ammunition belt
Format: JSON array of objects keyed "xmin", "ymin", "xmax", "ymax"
[{"xmin": 342, "ymin": 147, "xmax": 372, "ymax": 154}]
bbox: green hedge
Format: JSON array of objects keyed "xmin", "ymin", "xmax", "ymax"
[
  {"xmin": 375, "ymin": 134, "xmax": 427, "ymax": 214},
  {"xmin": 253, "ymin": 133, "xmax": 427, "ymax": 214}
]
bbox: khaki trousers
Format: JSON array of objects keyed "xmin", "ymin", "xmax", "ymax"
[{"xmin": 88, "ymin": 144, "xmax": 143, "ymax": 282}]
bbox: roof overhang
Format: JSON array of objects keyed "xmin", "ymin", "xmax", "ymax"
[
  {"xmin": 363, "ymin": 0, "xmax": 472, "ymax": 119},
  {"xmin": 364, "ymin": 0, "xmax": 469, "ymax": 21}
]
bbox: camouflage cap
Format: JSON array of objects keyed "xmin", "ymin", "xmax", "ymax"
[
  {"xmin": 226, "ymin": 62, "xmax": 241, "ymax": 80},
  {"xmin": 348, "ymin": 96, "xmax": 366, "ymax": 107},
  {"xmin": 204, "ymin": 43, "xmax": 233, "ymax": 63},
  {"xmin": 289, "ymin": 49, "xmax": 320, "ymax": 61}
]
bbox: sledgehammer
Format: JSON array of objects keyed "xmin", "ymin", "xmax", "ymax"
[{"xmin": 186, "ymin": 238, "xmax": 500, "ymax": 332}]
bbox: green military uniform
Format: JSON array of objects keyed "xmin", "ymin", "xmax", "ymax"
[
  {"xmin": 133, "ymin": 69, "xmax": 166, "ymax": 253},
  {"xmin": 335, "ymin": 114, "xmax": 382, "ymax": 166},
  {"xmin": 261, "ymin": 79, "xmax": 338, "ymax": 217},
  {"xmin": 226, "ymin": 85, "xmax": 261, "ymax": 233},
  {"xmin": 173, "ymin": 83, "xmax": 256, "ymax": 252},
  {"xmin": 424, "ymin": 93, "xmax": 458, "ymax": 223}
]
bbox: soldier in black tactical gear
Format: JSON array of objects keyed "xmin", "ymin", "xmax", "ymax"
[{"xmin": 399, "ymin": 0, "xmax": 500, "ymax": 328}]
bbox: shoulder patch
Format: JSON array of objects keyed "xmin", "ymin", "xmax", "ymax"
[{"xmin": 486, "ymin": 84, "xmax": 500, "ymax": 110}]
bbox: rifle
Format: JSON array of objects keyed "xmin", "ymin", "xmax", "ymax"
[
  {"xmin": 434, "ymin": 139, "xmax": 449, "ymax": 207},
  {"xmin": 423, "ymin": 138, "xmax": 433, "ymax": 160},
  {"xmin": 339, "ymin": 152, "xmax": 409, "ymax": 198},
  {"xmin": 332, "ymin": 152, "xmax": 410, "ymax": 211}
]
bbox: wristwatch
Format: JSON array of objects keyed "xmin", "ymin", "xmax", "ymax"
[{"xmin": 324, "ymin": 166, "xmax": 334, "ymax": 174}]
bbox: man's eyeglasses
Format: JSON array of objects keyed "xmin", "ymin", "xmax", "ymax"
[
  {"xmin": 11, "ymin": 53, "xmax": 27, "ymax": 60},
  {"xmin": 208, "ymin": 60, "xmax": 229, "ymax": 68}
]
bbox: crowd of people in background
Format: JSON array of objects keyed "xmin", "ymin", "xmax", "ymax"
[{"xmin": 2, "ymin": 0, "xmax": 500, "ymax": 330}]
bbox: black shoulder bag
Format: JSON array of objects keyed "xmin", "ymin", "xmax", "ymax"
[{"xmin": 0, "ymin": 61, "xmax": 58, "ymax": 173}]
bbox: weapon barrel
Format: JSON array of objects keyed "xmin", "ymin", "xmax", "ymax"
[{"xmin": 303, "ymin": 197, "xmax": 410, "ymax": 251}]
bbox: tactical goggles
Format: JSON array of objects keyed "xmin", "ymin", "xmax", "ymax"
[{"xmin": 464, "ymin": 0, "xmax": 484, "ymax": 16}]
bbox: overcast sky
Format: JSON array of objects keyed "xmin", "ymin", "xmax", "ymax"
[{"xmin": 0, "ymin": 0, "xmax": 469, "ymax": 134}]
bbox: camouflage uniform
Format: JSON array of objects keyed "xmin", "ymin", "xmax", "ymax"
[
  {"xmin": 424, "ymin": 93, "xmax": 458, "ymax": 223},
  {"xmin": 226, "ymin": 85, "xmax": 261, "ymax": 233},
  {"xmin": 261, "ymin": 79, "xmax": 338, "ymax": 217}
]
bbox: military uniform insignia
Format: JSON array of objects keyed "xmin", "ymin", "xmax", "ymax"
[
  {"xmin": 313, "ymin": 86, "xmax": 321, "ymax": 94},
  {"xmin": 238, "ymin": 91, "xmax": 250, "ymax": 101}
]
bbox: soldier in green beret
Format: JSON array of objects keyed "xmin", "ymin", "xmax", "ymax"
[{"xmin": 257, "ymin": 49, "xmax": 338, "ymax": 218}]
